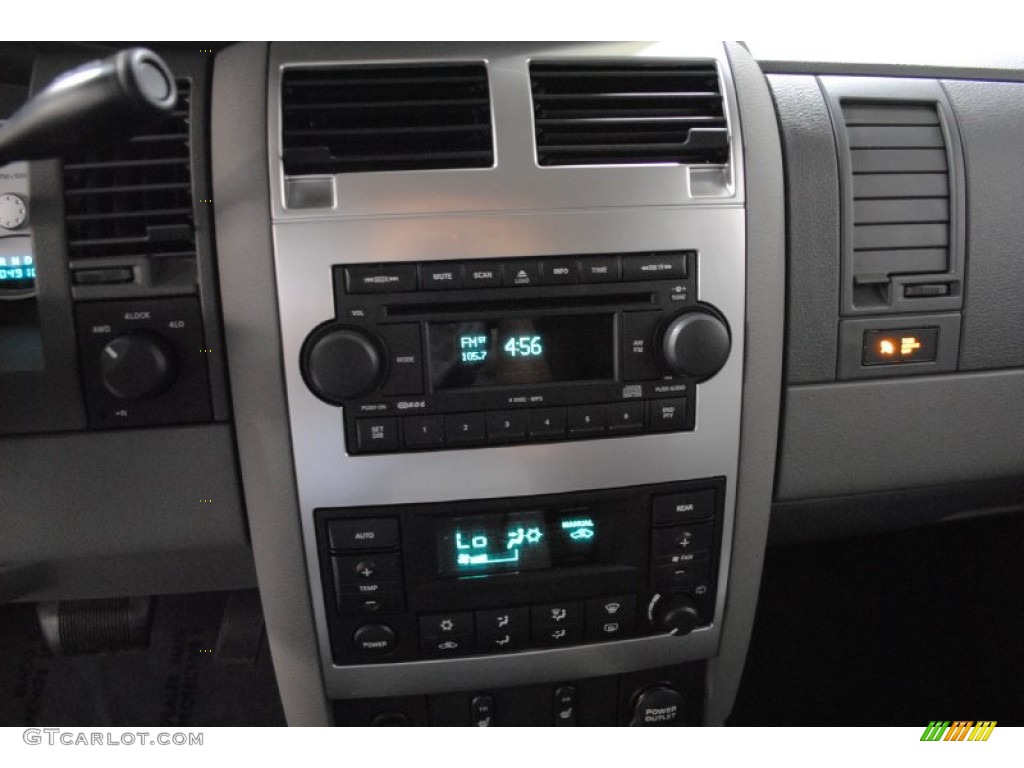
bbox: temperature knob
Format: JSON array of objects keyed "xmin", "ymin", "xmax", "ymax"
[
  {"xmin": 302, "ymin": 325, "xmax": 383, "ymax": 404},
  {"xmin": 99, "ymin": 331, "xmax": 177, "ymax": 400},
  {"xmin": 0, "ymin": 193, "xmax": 28, "ymax": 229},
  {"xmin": 660, "ymin": 309, "xmax": 731, "ymax": 380},
  {"xmin": 649, "ymin": 593, "xmax": 700, "ymax": 636}
]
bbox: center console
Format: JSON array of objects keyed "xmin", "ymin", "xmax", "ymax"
[{"xmin": 213, "ymin": 40, "xmax": 782, "ymax": 726}]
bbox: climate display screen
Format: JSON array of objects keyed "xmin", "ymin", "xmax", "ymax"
[
  {"xmin": 436, "ymin": 510, "xmax": 603, "ymax": 578},
  {"xmin": 428, "ymin": 314, "xmax": 614, "ymax": 390}
]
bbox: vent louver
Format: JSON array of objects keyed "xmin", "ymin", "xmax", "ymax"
[
  {"xmin": 530, "ymin": 60, "xmax": 729, "ymax": 167},
  {"xmin": 281, "ymin": 64, "xmax": 494, "ymax": 175},
  {"xmin": 842, "ymin": 101, "xmax": 951, "ymax": 282},
  {"xmin": 62, "ymin": 81, "xmax": 196, "ymax": 281}
]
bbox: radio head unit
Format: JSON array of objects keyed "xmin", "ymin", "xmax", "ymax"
[{"xmin": 300, "ymin": 250, "xmax": 731, "ymax": 455}]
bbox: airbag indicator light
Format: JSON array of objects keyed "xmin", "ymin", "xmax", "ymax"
[{"xmin": 862, "ymin": 328, "xmax": 938, "ymax": 366}]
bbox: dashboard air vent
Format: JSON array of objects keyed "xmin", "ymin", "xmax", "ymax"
[
  {"xmin": 841, "ymin": 101, "xmax": 950, "ymax": 283},
  {"xmin": 62, "ymin": 80, "xmax": 196, "ymax": 283},
  {"xmin": 529, "ymin": 60, "xmax": 728, "ymax": 167},
  {"xmin": 281, "ymin": 64, "xmax": 494, "ymax": 175}
]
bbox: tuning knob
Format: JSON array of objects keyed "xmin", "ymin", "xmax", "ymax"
[
  {"xmin": 660, "ymin": 310, "xmax": 731, "ymax": 380},
  {"xmin": 303, "ymin": 325, "xmax": 383, "ymax": 404},
  {"xmin": 650, "ymin": 593, "xmax": 700, "ymax": 636},
  {"xmin": 99, "ymin": 331, "xmax": 177, "ymax": 400}
]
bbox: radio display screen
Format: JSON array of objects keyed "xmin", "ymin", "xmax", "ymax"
[
  {"xmin": 427, "ymin": 314, "xmax": 614, "ymax": 390},
  {"xmin": 436, "ymin": 509, "xmax": 603, "ymax": 578}
]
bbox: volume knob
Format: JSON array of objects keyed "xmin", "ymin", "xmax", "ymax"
[
  {"xmin": 660, "ymin": 310, "xmax": 731, "ymax": 380},
  {"xmin": 303, "ymin": 326, "xmax": 383, "ymax": 404}
]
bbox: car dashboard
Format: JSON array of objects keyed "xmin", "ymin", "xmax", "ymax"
[{"xmin": 1, "ymin": 41, "xmax": 1022, "ymax": 727}]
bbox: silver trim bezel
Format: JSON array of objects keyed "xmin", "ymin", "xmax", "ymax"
[{"xmin": 267, "ymin": 42, "xmax": 747, "ymax": 699}]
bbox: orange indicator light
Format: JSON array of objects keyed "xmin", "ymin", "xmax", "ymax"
[
  {"xmin": 879, "ymin": 339, "xmax": 896, "ymax": 356},
  {"xmin": 900, "ymin": 336, "xmax": 922, "ymax": 356}
]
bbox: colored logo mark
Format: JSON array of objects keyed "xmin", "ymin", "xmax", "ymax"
[{"xmin": 920, "ymin": 721, "xmax": 996, "ymax": 742}]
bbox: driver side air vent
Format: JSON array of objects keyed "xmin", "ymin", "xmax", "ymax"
[
  {"xmin": 62, "ymin": 80, "xmax": 197, "ymax": 294},
  {"xmin": 281, "ymin": 63, "xmax": 494, "ymax": 175},
  {"xmin": 530, "ymin": 60, "xmax": 729, "ymax": 167}
]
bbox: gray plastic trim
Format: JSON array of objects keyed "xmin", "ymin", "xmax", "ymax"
[
  {"xmin": 704, "ymin": 42, "xmax": 784, "ymax": 727},
  {"xmin": 0, "ymin": 425, "xmax": 254, "ymax": 600},
  {"xmin": 211, "ymin": 42, "xmax": 330, "ymax": 726},
  {"xmin": 943, "ymin": 80, "xmax": 1024, "ymax": 371},
  {"xmin": 766, "ymin": 74, "xmax": 840, "ymax": 385},
  {"xmin": 777, "ymin": 370, "xmax": 1024, "ymax": 501}
]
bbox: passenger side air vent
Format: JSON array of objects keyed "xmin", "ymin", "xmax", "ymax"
[
  {"xmin": 529, "ymin": 60, "xmax": 729, "ymax": 167},
  {"xmin": 63, "ymin": 80, "xmax": 197, "ymax": 292},
  {"xmin": 843, "ymin": 102, "xmax": 951, "ymax": 292},
  {"xmin": 281, "ymin": 64, "xmax": 494, "ymax": 175}
]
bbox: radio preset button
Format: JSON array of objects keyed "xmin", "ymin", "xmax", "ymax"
[
  {"xmin": 503, "ymin": 260, "xmax": 543, "ymax": 287},
  {"xmin": 378, "ymin": 324, "xmax": 424, "ymax": 396},
  {"xmin": 345, "ymin": 264, "xmax": 417, "ymax": 294},
  {"xmin": 445, "ymin": 412, "xmax": 486, "ymax": 445},
  {"xmin": 580, "ymin": 255, "xmax": 621, "ymax": 283},
  {"xmin": 622, "ymin": 252, "xmax": 687, "ymax": 281},
  {"xmin": 647, "ymin": 398, "xmax": 688, "ymax": 433},
  {"xmin": 404, "ymin": 415, "xmax": 445, "ymax": 448},
  {"xmin": 567, "ymin": 405, "xmax": 606, "ymax": 437},
  {"xmin": 527, "ymin": 408, "xmax": 567, "ymax": 440},
  {"xmin": 486, "ymin": 410, "xmax": 527, "ymax": 443},
  {"xmin": 328, "ymin": 518, "xmax": 399, "ymax": 552},
  {"xmin": 463, "ymin": 261, "xmax": 503, "ymax": 288},
  {"xmin": 356, "ymin": 417, "xmax": 399, "ymax": 452},
  {"xmin": 606, "ymin": 402, "xmax": 645, "ymax": 433},
  {"xmin": 621, "ymin": 312, "xmax": 664, "ymax": 382},
  {"xmin": 541, "ymin": 258, "xmax": 580, "ymax": 285},
  {"xmin": 419, "ymin": 262, "xmax": 464, "ymax": 290}
]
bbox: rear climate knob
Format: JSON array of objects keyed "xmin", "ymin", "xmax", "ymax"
[{"xmin": 302, "ymin": 325, "xmax": 383, "ymax": 404}]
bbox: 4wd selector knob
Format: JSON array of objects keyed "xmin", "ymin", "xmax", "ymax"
[
  {"xmin": 99, "ymin": 331, "xmax": 177, "ymax": 400},
  {"xmin": 660, "ymin": 310, "xmax": 731, "ymax": 380},
  {"xmin": 303, "ymin": 326, "xmax": 382, "ymax": 404}
]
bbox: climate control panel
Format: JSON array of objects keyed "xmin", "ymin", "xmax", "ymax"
[{"xmin": 316, "ymin": 479, "xmax": 723, "ymax": 666}]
